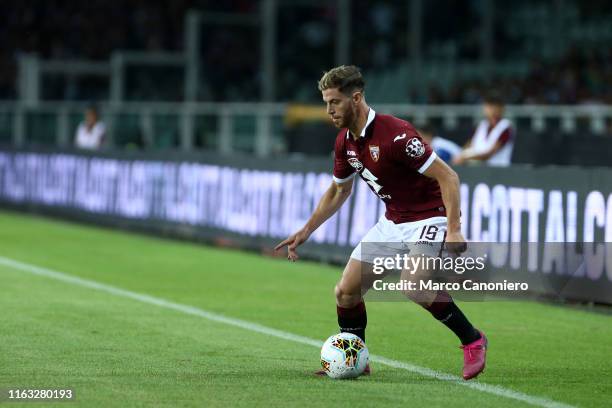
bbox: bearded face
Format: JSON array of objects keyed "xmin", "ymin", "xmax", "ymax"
[{"xmin": 322, "ymin": 88, "xmax": 359, "ymax": 129}]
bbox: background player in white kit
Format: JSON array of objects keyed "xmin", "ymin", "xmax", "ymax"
[
  {"xmin": 453, "ymin": 95, "xmax": 515, "ymax": 167},
  {"xmin": 75, "ymin": 105, "xmax": 106, "ymax": 150},
  {"xmin": 276, "ymin": 65, "xmax": 488, "ymax": 380}
]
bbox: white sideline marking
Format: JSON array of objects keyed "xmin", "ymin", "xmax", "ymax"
[{"xmin": 0, "ymin": 256, "xmax": 575, "ymax": 408}]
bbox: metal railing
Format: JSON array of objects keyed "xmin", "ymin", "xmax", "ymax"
[
  {"xmin": 0, "ymin": 102, "xmax": 611, "ymax": 157},
  {"xmin": 0, "ymin": 102, "xmax": 287, "ymax": 156}
]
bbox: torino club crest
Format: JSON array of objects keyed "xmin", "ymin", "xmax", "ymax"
[
  {"xmin": 369, "ymin": 145, "xmax": 380, "ymax": 162},
  {"xmin": 405, "ymin": 137, "xmax": 425, "ymax": 158}
]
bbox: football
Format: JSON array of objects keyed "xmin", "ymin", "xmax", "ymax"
[{"xmin": 320, "ymin": 333, "xmax": 369, "ymax": 379}]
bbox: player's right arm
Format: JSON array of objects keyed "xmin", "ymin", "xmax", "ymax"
[
  {"xmin": 275, "ymin": 133, "xmax": 354, "ymax": 261},
  {"xmin": 275, "ymin": 179, "xmax": 353, "ymax": 261}
]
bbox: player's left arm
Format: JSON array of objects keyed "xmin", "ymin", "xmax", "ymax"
[{"xmin": 423, "ymin": 158, "xmax": 466, "ymax": 254}]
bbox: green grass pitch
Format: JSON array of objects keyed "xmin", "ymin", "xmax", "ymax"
[{"xmin": 0, "ymin": 210, "xmax": 610, "ymax": 407}]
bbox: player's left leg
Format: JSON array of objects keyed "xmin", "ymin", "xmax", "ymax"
[
  {"xmin": 400, "ymin": 218, "xmax": 487, "ymax": 380},
  {"xmin": 407, "ymin": 280, "xmax": 487, "ymax": 380},
  {"xmin": 401, "ymin": 264, "xmax": 482, "ymax": 342}
]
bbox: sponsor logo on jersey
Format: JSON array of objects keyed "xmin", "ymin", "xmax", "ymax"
[
  {"xmin": 393, "ymin": 133, "xmax": 406, "ymax": 142},
  {"xmin": 406, "ymin": 137, "xmax": 425, "ymax": 158},
  {"xmin": 369, "ymin": 145, "xmax": 380, "ymax": 162},
  {"xmin": 348, "ymin": 158, "xmax": 363, "ymax": 172},
  {"xmin": 346, "ymin": 150, "xmax": 357, "ymax": 156}
]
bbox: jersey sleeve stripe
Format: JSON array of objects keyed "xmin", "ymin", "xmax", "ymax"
[
  {"xmin": 333, "ymin": 173, "xmax": 356, "ymax": 184},
  {"xmin": 417, "ymin": 151, "xmax": 438, "ymax": 174}
]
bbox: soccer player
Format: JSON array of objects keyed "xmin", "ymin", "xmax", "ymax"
[
  {"xmin": 275, "ymin": 65, "xmax": 487, "ymax": 380},
  {"xmin": 75, "ymin": 105, "xmax": 106, "ymax": 150},
  {"xmin": 452, "ymin": 95, "xmax": 514, "ymax": 166}
]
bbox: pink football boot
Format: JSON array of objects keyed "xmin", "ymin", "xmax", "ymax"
[{"xmin": 461, "ymin": 331, "xmax": 488, "ymax": 380}]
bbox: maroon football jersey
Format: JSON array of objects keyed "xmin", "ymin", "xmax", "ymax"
[{"xmin": 332, "ymin": 109, "xmax": 445, "ymax": 223}]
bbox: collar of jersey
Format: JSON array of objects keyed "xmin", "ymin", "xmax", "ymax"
[{"xmin": 346, "ymin": 108, "xmax": 376, "ymax": 139}]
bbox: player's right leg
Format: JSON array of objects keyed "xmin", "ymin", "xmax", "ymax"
[
  {"xmin": 334, "ymin": 257, "xmax": 371, "ymax": 343},
  {"xmin": 316, "ymin": 216, "xmax": 389, "ymax": 376},
  {"xmin": 315, "ymin": 258, "xmax": 372, "ymax": 377},
  {"xmin": 332, "ymin": 216, "xmax": 389, "ymax": 344}
]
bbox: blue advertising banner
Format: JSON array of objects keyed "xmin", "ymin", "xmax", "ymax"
[{"xmin": 1, "ymin": 148, "xmax": 611, "ymax": 303}]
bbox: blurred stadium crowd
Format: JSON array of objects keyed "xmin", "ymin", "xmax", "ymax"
[
  {"xmin": 1, "ymin": 0, "xmax": 611, "ymax": 104},
  {"xmin": 429, "ymin": 50, "xmax": 612, "ymax": 105}
]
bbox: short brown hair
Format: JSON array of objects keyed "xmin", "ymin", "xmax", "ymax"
[{"xmin": 318, "ymin": 65, "xmax": 365, "ymax": 95}]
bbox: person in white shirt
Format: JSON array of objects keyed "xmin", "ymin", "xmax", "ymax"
[
  {"xmin": 453, "ymin": 95, "xmax": 515, "ymax": 167},
  {"xmin": 75, "ymin": 106, "xmax": 106, "ymax": 150},
  {"xmin": 418, "ymin": 125, "xmax": 462, "ymax": 164}
]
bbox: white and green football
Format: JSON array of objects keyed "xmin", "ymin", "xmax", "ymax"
[{"xmin": 320, "ymin": 333, "xmax": 369, "ymax": 379}]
